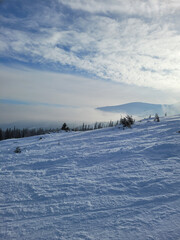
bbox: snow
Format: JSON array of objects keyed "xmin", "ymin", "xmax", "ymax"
[{"xmin": 0, "ymin": 115, "xmax": 180, "ymax": 240}]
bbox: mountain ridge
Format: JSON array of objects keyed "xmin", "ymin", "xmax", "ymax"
[{"xmin": 96, "ymin": 101, "xmax": 179, "ymax": 117}]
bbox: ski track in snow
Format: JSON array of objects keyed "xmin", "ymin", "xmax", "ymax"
[{"xmin": 0, "ymin": 116, "xmax": 180, "ymax": 239}]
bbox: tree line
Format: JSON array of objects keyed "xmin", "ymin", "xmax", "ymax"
[
  {"xmin": 0, "ymin": 115, "xmax": 136, "ymax": 141},
  {"xmin": 71, "ymin": 115, "xmax": 135, "ymax": 131},
  {"xmin": 0, "ymin": 127, "xmax": 60, "ymax": 141},
  {"xmin": 0, "ymin": 122, "xmax": 115, "ymax": 141}
]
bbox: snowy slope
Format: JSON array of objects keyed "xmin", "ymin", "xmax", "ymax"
[{"xmin": 0, "ymin": 116, "xmax": 180, "ymax": 240}]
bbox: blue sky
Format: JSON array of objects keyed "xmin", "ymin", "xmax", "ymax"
[{"xmin": 0, "ymin": 0, "xmax": 180, "ymax": 126}]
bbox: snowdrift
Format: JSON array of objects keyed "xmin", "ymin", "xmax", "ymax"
[{"xmin": 0, "ymin": 115, "xmax": 180, "ymax": 239}]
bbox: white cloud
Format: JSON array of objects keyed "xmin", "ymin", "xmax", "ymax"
[
  {"xmin": 1, "ymin": 64, "xmax": 179, "ymax": 125},
  {"xmin": 0, "ymin": 0, "xmax": 180, "ymax": 93},
  {"xmin": 59, "ymin": 0, "xmax": 180, "ymax": 17},
  {"xmin": 1, "ymin": 65, "xmax": 178, "ymax": 105}
]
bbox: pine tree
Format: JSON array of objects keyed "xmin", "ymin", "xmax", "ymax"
[
  {"xmin": 154, "ymin": 113, "xmax": 160, "ymax": 122},
  {"xmin": 0, "ymin": 128, "xmax": 3, "ymax": 141},
  {"xmin": 61, "ymin": 123, "xmax": 70, "ymax": 131}
]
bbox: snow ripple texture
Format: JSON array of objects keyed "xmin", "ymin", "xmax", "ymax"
[{"xmin": 0, "ymin": 116, "xmax": 180, "ymax": 240}]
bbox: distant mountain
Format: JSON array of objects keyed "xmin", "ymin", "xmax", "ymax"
[{"xmin": 96, "ymin": 102, "xmax": 180, "ymax": 117}]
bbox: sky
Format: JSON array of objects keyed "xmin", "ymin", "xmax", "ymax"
[{"xmin": 0, "ymin": 0, "xmax": 180, "ymax": 127}]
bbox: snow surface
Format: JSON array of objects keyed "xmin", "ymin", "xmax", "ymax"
[{"xmin": 0, "ymin": 116, "xmax": 180, "ymax": 240}]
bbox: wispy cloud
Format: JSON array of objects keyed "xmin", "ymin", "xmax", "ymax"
[
  {"xmin": 0, "ymin": 0, "xmax": 180, "ymax": 93},
  {"xmin": 59, "ymin": 0, "xmax": 180, "ymax": 17}
]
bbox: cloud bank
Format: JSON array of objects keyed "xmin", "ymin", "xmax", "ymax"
[{"xmin": 1, "ymin": 65, "xmax": 177, "ymax": 125}]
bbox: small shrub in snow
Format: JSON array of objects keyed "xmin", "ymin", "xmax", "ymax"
[
  {"xmin": 61, "ymin": 123, "xmax": 70, "ymax": 132},
  {"xmin": 154, "ymin": 113, "xmax": 160, "ymax": 122},
  {"xmin": 120, "ymin": 115, "xmax": 135, "ymax": 128},
  {"xmin": 14, "ymin": 147, "xmax": 21, "ymax": 153}
]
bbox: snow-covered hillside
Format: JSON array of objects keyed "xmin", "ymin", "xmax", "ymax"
[{"xmin": 0, "ymin": 116, "xmax": 180, "ymax": 240}]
